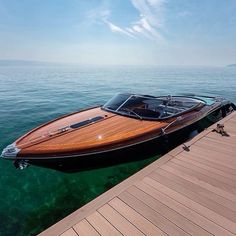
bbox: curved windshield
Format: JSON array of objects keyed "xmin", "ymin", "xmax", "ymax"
[
  {"xmin": 102, "ymin": 93, "xmax": 205, "ymax": 120},
  {"xmin": 103, "ymin": 93, "xmax": 130, "ymax": 111}
]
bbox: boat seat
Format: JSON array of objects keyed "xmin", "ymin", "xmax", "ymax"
[
  {"xmin": 159, "ymin": 104, "xmax": 185, "ymax": 113},
  {"xmin": 133, "ymin": 108, "xmax": 161, "ymax": 118}
]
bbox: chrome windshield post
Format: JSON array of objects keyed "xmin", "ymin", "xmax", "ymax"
[
  {"xmin": 161, "ymin": 116, "xmax": 183, "ymax": 135},
  {"xmin": 116, "ymin": 95, "xmax": 133, "ymax": 112}
]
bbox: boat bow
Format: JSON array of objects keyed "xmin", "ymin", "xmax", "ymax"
[{"xmin": 1, "ymin": 143, "xmax": 21, "ymax": 159}]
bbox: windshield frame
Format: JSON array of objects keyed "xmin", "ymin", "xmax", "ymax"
[{"xmin": 102, "ymin": 93, "xmax": 206, "ymax": 121}]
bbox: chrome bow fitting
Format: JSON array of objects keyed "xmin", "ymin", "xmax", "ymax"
[{"xmin": 1, "ymin": 143, "xmax": 21, "ymax": 159}]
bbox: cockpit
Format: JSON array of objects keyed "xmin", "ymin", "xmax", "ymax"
[{"xmin": 102, "ymin": 93, "xmax": 206, "ymax": 120}]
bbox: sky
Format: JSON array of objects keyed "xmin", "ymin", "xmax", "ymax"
[{"xmin": 0, "ymin": 0, "xmax": 236, "ymax": 66}]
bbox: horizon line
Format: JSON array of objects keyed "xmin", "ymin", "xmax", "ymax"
[{"xmin": 0, "ymin": 59, "xmax": 231, "ymax": 67}]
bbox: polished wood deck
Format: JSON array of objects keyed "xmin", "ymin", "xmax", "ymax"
[{"xmin": 39, "ymin": 111, "xmax": 236, "ymax": 236}]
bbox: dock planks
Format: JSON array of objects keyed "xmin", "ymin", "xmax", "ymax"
[{"xmin": 39, "ymin": 111, "xmax": 236, "ymax": 236}]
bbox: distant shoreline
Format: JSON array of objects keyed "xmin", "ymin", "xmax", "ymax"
[
  {"xmin": 0, "ymin": 60, "xmax": 58, "ymax": 66},
  {"xmin": 0, "ymin": 60, "xmax": 234, "ymax": 67}
]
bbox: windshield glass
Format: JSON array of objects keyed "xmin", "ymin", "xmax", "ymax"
[
  {"xmin": 103, "ymin": 93, "xmax": 130, "ymax": 111},
  {"xmin": 102, "ymin": 93, "xmax": 205, "ymax": 120}
]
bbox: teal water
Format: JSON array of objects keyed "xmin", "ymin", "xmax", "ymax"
[{"xmin": 0, "ymin": 65, "xmax": 236, "ymax": 236}]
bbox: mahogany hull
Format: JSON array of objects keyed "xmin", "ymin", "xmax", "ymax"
[
  {"xmin": 18, "ymin": 109, "xmax": 227, "ymax": 172},
  {"xmin": 2, "ymin": 95, "xmax": 235, "ymax": 172}
]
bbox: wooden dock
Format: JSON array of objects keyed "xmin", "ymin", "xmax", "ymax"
[{"xmin": 39, "ymin": 111, "xmax": 236, "ymax": 236}]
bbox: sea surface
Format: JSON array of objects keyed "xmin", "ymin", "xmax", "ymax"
[{"xmin": 0, "ymin": 65, "xmax": 235, "ymax": 236}]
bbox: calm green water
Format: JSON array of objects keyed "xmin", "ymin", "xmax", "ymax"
[{"xmin": 0, "ymin": 65, "xmax": 236, "ymax": 236}]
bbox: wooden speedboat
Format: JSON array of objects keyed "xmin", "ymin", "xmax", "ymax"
[{"xmin": 1, "ymin": 94, "xmax": 235, "ymax": 172}]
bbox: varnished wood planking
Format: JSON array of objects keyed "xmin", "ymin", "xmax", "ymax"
[
  {"xmin": 17, "ymin": 107, "xmax": 107, "ymax": 144},
  {"xmin": 17, "ymin": 100, "xmax": 219, "ymax": 156},
  {"xmin": 20, "ymin": 109, "xmax": 166, "ymax": 154}
]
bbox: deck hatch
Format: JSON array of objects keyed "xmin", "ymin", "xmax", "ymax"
[{"xmin": 70, "ymin": 116, "xmax": 104, "ymax": 129}]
